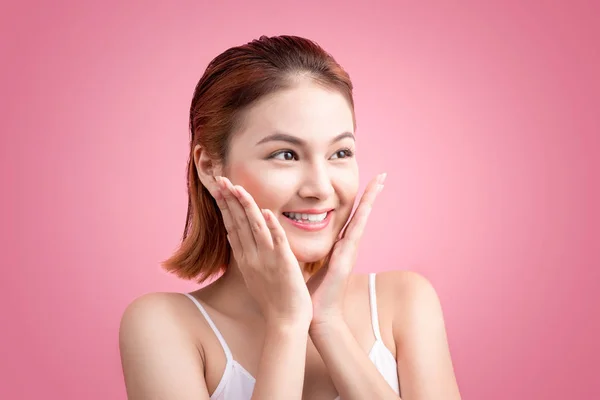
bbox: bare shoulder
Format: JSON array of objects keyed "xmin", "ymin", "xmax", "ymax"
[
  {"xmin": 376, "ymin": 270, "xmax": 462, "ymax": 398},
  {"xmin": 377, "ymin": 269, "xmax": 440, "ymax": 303},
  {"xmin": 120, "ymin": 292, "xmax": 197, "ymax": 341},
  {"xmin": 346, "ymin": 270, "xmax": 443, "ymax": 331},
  {"xmin": 347, "ymin": 270, "xmax": 439, "ymax": 306},
  {"xmin": 376, "ymin": 270, "xmax": 445, "ymax": 332},
  {"xmin": 119, "ymin": 291, "xmax": 208, "ymax": 363},
  {"xmin": 119, "ymin": 292, "xmax": 210, "ymax": 399}
]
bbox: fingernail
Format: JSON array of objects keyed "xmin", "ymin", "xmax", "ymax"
[
  {"xmin": 377, "ymin": 184, "xmax": 384, "ymax": 193},
  {"xmin": 379, "ymin": 172, "xmax": 387, "ymax": 184},
  {"xmin": 222, "ymin": 178, "xmax": 231, "ymax": 190}
]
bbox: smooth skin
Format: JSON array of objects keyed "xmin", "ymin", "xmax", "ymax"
[{"xmin": 119, "ymin": 78, "xmax": 462, "ymax": 399}]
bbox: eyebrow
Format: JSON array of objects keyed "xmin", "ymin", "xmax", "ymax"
[{"xmin": 255, "ymin": 131, "xmax": 355, "ymax": 147}]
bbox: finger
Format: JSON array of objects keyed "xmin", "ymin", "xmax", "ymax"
[
  {"xmin": 213, "ymin": 177, "xmax": 244, "ymax": 257},
  {"xmin": 342, "ymin": 173, "xmax": 385, "ymax": 243},
  {"xmin": 203, "ymin": 176, "xmax": 222, "ymax": 200},
  {"xmin": 226, "ymin": 233, "xmax": 243, "ymax": 261},
  {"xmin": 220, "ymin": 177, "xmax": 257, "ymax": 258},
  {"xmin": 233, "ymin": 185, "xmax": 273, "ymax": 250},
  {"xmin": 262, "ymin": 209, "xmax": 291, "ymax": 251}
]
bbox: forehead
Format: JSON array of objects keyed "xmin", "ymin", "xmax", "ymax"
[{"xmin": 234, "ymin": 81, "xmax": 355, "ymax": 145}]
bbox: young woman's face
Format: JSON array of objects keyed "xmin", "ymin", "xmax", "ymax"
[{"xmin": 224, "ymin": 80, "xmax": 359, "ymax": 263}]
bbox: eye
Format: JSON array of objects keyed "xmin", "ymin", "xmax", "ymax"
[
  {"xmin": 270, "ymin": 150, "xmax": 298, "ymax": 161},
  {"xmin": 330, "ymin": 148, "xmax": 355, "ymax": 160}
]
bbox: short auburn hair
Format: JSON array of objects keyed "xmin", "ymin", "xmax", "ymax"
[{"xmin": 161, "ymin": 35, "xmax": 356, "ymax": 283}]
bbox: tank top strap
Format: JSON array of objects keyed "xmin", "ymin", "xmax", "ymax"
[
  {"xmin": 368, "ymin": 273, "xmax": 383, "ymax": 342},
  {"xmin": 182, "ymin": 293, "xmax": 233, "ymax": 362}
]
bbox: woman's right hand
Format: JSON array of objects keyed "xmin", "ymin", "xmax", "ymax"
[{"xmin": 210, "ymin": 175, "xmax": 313, "ymax": 327}]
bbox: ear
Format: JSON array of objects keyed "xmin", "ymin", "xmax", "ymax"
[{"xmin": 193, "ymin": 144, "xmax": 224, "ymax": 198}]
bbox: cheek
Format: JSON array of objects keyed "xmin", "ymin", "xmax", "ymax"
[
  {"xmin": 335, "ymin": 166, "xmax": 360, "ymax": 203},
  {"xmin": 229, "ymin": 164, "xmax": 294, "ymax": 210},
  {"xmin": 333, "ymin": 168, "xmax": 359, "ymax": 223}
]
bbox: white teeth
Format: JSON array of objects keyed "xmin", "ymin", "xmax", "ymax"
[{"xmin": 283, "ymin": 211, "xmax": 328, "ymax": 223}]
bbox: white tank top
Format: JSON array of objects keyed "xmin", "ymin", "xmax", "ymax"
[{"xmin": 183, "ymin": 273, "xmax": 400, "ymax": 399}]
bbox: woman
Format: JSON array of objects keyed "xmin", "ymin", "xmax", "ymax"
[{"xmin": 119, "ymin": 35, "xmax": 461, "ymax": 400}]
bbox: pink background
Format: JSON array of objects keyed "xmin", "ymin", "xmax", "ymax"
[{"xmin": 1, "ymin": 1, "xmax": 599, "ymax": 399}]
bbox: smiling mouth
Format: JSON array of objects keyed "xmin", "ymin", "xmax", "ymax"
[{"xmin": 282, "ymin": 211, "xmax": 331, "ymax": 224}]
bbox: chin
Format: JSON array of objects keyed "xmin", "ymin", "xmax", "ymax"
[{"xmin": 289, "ymin": 238, "xmax": 334, "ymax": 263}]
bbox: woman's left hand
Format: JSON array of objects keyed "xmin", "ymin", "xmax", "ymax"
[{"xmin": 306, "ymin": 172, "xmax": 386, "ymax": 330}]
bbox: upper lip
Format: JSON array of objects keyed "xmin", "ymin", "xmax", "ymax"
[{"xmin": 283, "ymin": 208, "xmax": 334, "ymax": 214}]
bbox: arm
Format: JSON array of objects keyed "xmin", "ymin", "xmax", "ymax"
[
  {"xmin": 251, "ymin": 321, "xmax": 311, "ymax": 399},
  {"xmin": 212, "ymin": 177, "xmax": 313, "ymax": 399},
  {"xmin": 310, "ymin": 318, "xmax": 401, "ymax": 399},
  {"xmin": 394, "ymin": 271, "xmax": 462, "ymax": 400},
  {"xmin": 310, "ymin": 271, "xmax": 463, "ymax": 400},
  {"xmin": 119, "ymin": 292, "xmax": 311, "ymax": 400},
  {"xmin": 119, "ymin": 293, "xmax": 210, "ymax": 400},
  {"xmin": 307, "ymin": 174, "xmax": 399, "ymax": 399}
]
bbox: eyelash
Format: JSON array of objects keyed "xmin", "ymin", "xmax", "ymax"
[{"xmin": 269, "ymin": 148, "xmax": 355, "ymax": 161}]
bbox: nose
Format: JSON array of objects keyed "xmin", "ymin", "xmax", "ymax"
[{"xmin": 297, "ymin": 161, "xmax": 334, "ymax": 200}]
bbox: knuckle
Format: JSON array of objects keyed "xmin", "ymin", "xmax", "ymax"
[
  {"xmin": 273, "ymin": 235, "xmax": 285, "ymax": 246},
  {"xmin": 239, "ymin": 196, "xmax": 251, "ymax": 208},
  {"xmin": 250, "ymin": 220, "xmax": 262, "ymax": 234}
]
